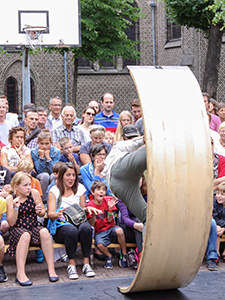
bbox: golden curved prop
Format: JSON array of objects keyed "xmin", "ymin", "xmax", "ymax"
[{"xmin": 119, "ymin": 66, "xmax": 213, "ymax": 293}]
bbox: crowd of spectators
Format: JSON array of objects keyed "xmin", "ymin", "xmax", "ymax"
[{"xmin": 0, "ymin": 90, "xmax": 223, "ymax": 285}]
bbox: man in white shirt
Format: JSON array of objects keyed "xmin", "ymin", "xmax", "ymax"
[{"xmin": 46, "ymin": 96, "xmax": 63, "ymax": 132}]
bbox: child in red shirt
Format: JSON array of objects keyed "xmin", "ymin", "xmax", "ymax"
[{"xmin": 86, "ymin": 181, "xmax": 127, "ymax": 269}]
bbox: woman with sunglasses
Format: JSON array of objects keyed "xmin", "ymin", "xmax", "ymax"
[
  {"xmin": 79, "ymin": 125, "xmax": 112, "ymax": 166},
  {"xmin": 78, "ymin": 107, "xmax": 96, "ymax": 142}
]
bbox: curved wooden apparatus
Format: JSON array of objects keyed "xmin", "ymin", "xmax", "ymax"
[{"xmin": 119, "ymin": 66, "xmax": 213, "ymax": 293}]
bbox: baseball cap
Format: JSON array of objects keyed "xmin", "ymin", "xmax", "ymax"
[
  {"xmin": 122, "ymin": 124, "xmax": 139, "ymax": 138},
  {"xmin": 23, "ymin": 103, "xmax": 36, "ymax": 111}
]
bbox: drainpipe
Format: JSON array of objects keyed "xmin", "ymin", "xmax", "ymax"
[
  {"xmin": 64, "ymin": 51, "xmax": 68, "ymax": 104},
  {"xmin": 150, "ymin": 1, "xmax": 157, "ymax": 66}
]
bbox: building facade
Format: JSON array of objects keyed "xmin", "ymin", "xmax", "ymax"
[{"xmin": 0, "ymin": 0, "xmax": 224, "ymax": 118}]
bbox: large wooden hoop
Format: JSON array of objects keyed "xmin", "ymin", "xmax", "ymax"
[{"xmin": 119, "ymin": 66, "xmax": 213, "ymax": 293}]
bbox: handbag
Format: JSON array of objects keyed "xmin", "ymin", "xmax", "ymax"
[{"xmin": 57, "ymin": 194, "xmax": 87, "ymax": 226}]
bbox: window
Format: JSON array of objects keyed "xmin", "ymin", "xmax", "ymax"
[
  {"xmin": 123, "ymin": 17, "xmax": 140, "ymax": 68},
  {"xmin": 5, "ymin": 76, "xmax": 18, "ymax": 113},
  {"xmin": 166, "ymin": 20, "xmax": 181, "ymax": 42},
  {"xmin": 78, "ymin": 57, "xmax": 92, "ymax": 68},
  {"xmin": 30, "ymin": 78, "xmax": 35, "ymax": 104}
]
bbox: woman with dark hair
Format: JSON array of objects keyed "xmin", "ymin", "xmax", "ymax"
[
  {"xmin": 78, "ymin": 106, "xmax": 96, "ymax": 142},
  {"xmin": 80, "ymin": 144, "xmax": 113, "ymax": 197},
  {"xmin": 1, "ymin": 126, "xmax": 33, "ymax": 173},
  {"xmin": 48, "ymin": 163, "xmax": 99, "ymax": 280}
]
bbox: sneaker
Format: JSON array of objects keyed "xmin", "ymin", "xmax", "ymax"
[
  {"xmin": 127, "ymin": 249, "xmax": 138, "ymax": 269},
  {"xmin": 119, "ymin": 252, "xmax": 128, "ymax": 268},
  {"xmin": 82, "ymin": 264, "xmax": 96, "ymax": 277},
  {"xmin": 60, "ymin": 254, "xmax": 69, "ymax": 263},
  {"xmin": 104, "ymin": 257, "xmax": 113, "ymax": 269},
  {"xmin": 207, "ymin": 259, "xmax": 218, "ymax": 271},
  {"xmin": 67, "ymin": 264, "xmax": 79, "ymax": 280},
  {"xmin": 0, "ymin": 265, "xmax": 8, "ymax": 282},
  {"xmin": 35, "ymin": 249, "xmax": 44, "ymax": 263}
]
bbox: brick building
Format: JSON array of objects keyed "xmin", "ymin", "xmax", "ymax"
[{"xmin": 0, "ymin": 0, "xmax": 224, "ymax": 118}]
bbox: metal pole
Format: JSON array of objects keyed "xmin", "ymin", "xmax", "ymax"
[
  {"xmin": 22, "ymin": 47, "xmax": 31, "ymax": 110},
  {"xmin": 150, "ymin": 1, "xmax": 156, "ymax": 66},
  {"xmin": 64, "ymin": 51, "xmax": 68, "ymax": 104}
]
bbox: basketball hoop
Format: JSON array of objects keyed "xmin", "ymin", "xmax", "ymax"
[{"xmin": 23, "ymin": 26, "xmax": 48, "ymax": 49}]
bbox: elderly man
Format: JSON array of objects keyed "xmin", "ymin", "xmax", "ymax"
[
  {"xmin": 52, "ymin": 104, "xmax": 86, "ymax": 153},
  {"xmin": 46, "ymin": 96, "xmax": 63, "ymax": 132},
  {"xmin": 94, "ymin": 93, "xmax": 119, "ymax": 133}
]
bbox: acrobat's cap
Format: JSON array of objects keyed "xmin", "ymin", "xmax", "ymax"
[{"xmin": 123, "ymin": 124, "xmax": 139, "ymax": 138}]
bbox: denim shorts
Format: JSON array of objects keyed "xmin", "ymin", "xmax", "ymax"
[{"xmin": 95, "ymin": 226, "xmax": 119, "ymax": 247}]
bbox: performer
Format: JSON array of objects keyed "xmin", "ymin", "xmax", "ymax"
[{"xmin": 102, "ymin": 125, "xmax": 147, "ymax": 225}]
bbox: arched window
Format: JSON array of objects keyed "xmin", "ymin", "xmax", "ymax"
[
  {"xmin": 5, "ymin": 76, "xmax": 18, "ymax": 113},
  {"xmin": 30, "ymin": 78, "xmax": 35, "ymax": 104}
]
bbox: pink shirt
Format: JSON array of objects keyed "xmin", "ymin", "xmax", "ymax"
[{"xmin": 210, "ymin": 114, "xmax": 221, "ymax": 133}]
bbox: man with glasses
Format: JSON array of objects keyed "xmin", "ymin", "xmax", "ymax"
[{"xmin": 46, "ymin": 96, "xmax": 63, "ymax": 132}]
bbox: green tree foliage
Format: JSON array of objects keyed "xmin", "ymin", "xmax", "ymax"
[
  {"xmin": 52, "ymin": 0, "xmax": 144, "ymax": 62},
  {"xmin": 46, "ymin": 0, "xmax": 144, "ymax": 102},
  {"xmin": 164, "ymin": 0, "xmax": 214, "ymax": 31},
  {"xmin": 163, "ymin": 0, "xmax": 224, "ymax": 98},
  {"xmin": 208, "ymin": 0, "xmax": 225, "ymax": 28}
]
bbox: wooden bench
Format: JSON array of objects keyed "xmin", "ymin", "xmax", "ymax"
[{"xmin": 4, "ymin": 241, "xmax": 137, "ymax": 253}]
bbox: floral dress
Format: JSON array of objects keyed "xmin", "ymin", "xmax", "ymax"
[{"xmin": 7, "ymin": 194, "xmax": 43, "ymax": 256}]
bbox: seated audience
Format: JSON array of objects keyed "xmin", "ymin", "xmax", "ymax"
[
  {"xmin": 1, "ymin": 126, "xmax": 33, "ymax": 174},
  {"xmin": 114, "ymin": 110, "xmax": 134, "ymax": 142},
  {"xmin": 213, "ymin": 182, "xmax": 225, "ymax": 262},
  {"xmin": 217, "ymin": 102, "xmax": 225, "ymax": 123},
  {"xmin": 80, "ymin": 144, "xmax": 113, "ymax": 197},
  {"xmin": 78, "ymin": 107, "xmax": 96, "ymax": 142},
  {"xmin": 214, "ymin": 122, "xmax": 225, "ymax": 156},
  {"xmin": 130, "ymin": 99, "xmax": 142, "ymax": 124},
  {"xmin": 59, "ymin": 137, "xmax": 80, "ymax": 174},
  {"xmin": 52, "ymin": 104, "xmax": 86, "ymax": 153},
  {"xmin": 6, "ymin": 172, "xmax": 58, "ymax": 286},
  {"xmin": 79, "ymin": 125, "xmax": 112, "ymax": 166},
  {"xmin": 31, "ymin": 130, "xmax": 60, "ymax": 203},
  {"xmin": 87, "ymin": 181, "xmax": 128, "ymax": 269},
  {"xmin": 88, "ymin": 100, "xmax": 100, "ymax": 114},
  {"xmin": 0, "ymin": 232, "xmax": 7, "ymax": 282},
  {"xmin": 104, "ymin": 131, "xmax": 115, "ymax": 145},
  {"xmin": 48, "ymin": 163, "xmax": 97, "ymax": 279},
  {"xmin": 17, "ymin": 159, "xmax": 43, "ymax": 198}
]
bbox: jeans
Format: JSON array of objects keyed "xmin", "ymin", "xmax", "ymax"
[{"xmin": 206, "ymin": 219, "xmax": 218, "ymax": 260}]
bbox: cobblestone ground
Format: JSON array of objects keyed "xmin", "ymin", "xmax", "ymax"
[{"xmin": 1, "ymin": 247, "xmax": 225, "ymax": 289}]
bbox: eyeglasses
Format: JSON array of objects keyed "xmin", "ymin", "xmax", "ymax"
[
  {"xmin": 95, "ymin": 153, "xmax": 107, "ymax": 157},
  {"xmin": 86, "ymin": 112, "xmax": 95, "ymax": 116},
  {"xmin": 51, "ymin": 104, "xmax": 61, "ymax": 107}
]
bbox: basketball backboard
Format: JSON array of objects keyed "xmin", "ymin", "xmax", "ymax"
[{"xmin": 0, "ymin": 0, "xmax": 81, "ymax": 47}]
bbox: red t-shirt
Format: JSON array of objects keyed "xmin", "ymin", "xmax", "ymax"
[{"xmin": 86, "ymin": 196, "xmax": 117, "ymax": 234}]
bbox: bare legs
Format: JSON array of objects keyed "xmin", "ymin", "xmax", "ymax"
[
  {"xmin": 40, "ymin": 228, "xmax": 57, "ymax": 277},
  {"xmin": 16, "ymin": 229, "xmax": 57, "ymax": 282}
]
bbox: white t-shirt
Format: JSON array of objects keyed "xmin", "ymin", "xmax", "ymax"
[
  {"xmin": 1, "ymin": 143, "xmax": 31, "ymax": 167},
  {"xmin": 49, "ymin": 183, "xmax": 86, "ymax": 209}
]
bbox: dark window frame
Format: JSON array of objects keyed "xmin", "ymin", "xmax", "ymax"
[
  {"xmin": 5, "ymin": 76, "xmax": 18, "ymax": 113},
  {"xmin": 166, "ymin": 19, "xmax": 181, "ymax": 42}
]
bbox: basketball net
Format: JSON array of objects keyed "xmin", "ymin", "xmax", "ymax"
[{"xmin": 23, "ymin": 26, "xmax": 48, "ymax": 49}]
